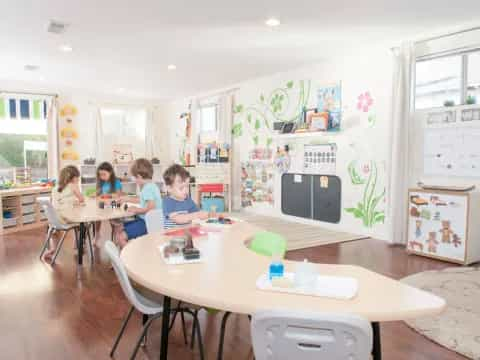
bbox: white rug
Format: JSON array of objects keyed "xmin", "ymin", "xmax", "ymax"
[
  {"xmin": 401, "ymin": 267, "xmax": 480, "ymax": 359},
  {"xmin": 234, "ymin": 213, "xmax": 368, "ymax": 251}
]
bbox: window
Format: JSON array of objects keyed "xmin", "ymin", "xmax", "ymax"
[
  {"xmin": 199, "ymin": 105, "xmax": 217, "ymax": 133},
  {"xmin": 415, "ymin": 50, "xmax": 480, "ymax": 110},
  {"xmin": 0, "ymin": 96, "xmax": 49, "ymax": 182},
  {"xmin": 467, "ymin": 52, "xmax": 480, "ymax": 101},
  {"xmin": 100, "ymin": 107, "xmax": 147, "ymax": 162}
]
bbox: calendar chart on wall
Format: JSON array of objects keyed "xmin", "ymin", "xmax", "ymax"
[{"xmin": 424, "ymin": 127, "xmax": 480, "ymax": 177}]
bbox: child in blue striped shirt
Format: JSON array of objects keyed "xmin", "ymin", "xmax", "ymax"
[{"xmin": 162, "ymin": 164, "xmax": 208, "ymax": 229}]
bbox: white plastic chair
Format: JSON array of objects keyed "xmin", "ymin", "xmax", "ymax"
[
  {"xmin": 144, "ymin": 208, "xmax": 164, "ymax": 233},
  {"xmin": 104, "ymin": 241, "xmax": 204, "ymax": 359},
  {"xmin": 38, "ymin": 201, "xmax": 94, "ymax": 265},
  {"xmin": 251, "ymin": 310, "xmax": 373, "ymax": 360}
]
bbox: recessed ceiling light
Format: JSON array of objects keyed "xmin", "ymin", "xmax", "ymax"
[
  {"xmin": 117, "ymin": 87, "xmax": 125, "ymax": 92},
  {"xmin": 59, "ymin": 44, "xmax": 73, "ymax": 52},
  {"xmin": 265, "ymin": 18, "xmax": 281, "ymax": 27},
  {"xmin": 39, "ymin": 76, "xmax": 45, "ymax": 81},
  {"xmin": 167, "ymin": 64, "xmax": 177, "ymax": 71},
  {"xmin": 24, "ymin": 64, "xmax": 39, "ymax": 71}
]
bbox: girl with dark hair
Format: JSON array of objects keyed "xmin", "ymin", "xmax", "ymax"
[{"xmin": 96, "ymin": 162, "xmax": 122, "ymax": 195}]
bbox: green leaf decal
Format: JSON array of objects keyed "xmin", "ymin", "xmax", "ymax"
[
  {"xmin": 286, "ymin": 81, "xmax": 294, "ymax": 89},
  {"xmin": 234, "ymin": 104, "xmax": 244, "ymax": 114},
  {"xmin": 232, "ymin": 123, "xmax": 242, "ymax": 138}
]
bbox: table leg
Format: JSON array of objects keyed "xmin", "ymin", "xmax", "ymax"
[
  {"xmin": 78, "ymin": 222, "xmax": 85, "ymax": 266},
  {"xmin": 160, "ymin": 296, "xmax": 171, "ymax": 360},
  {"xmin": 372, "ymin": 322, "xmax": 382, "ymax": 360}
]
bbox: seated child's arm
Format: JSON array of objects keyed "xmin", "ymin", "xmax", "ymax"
[
  {"xmin": 128, "ymin": 200, "xmax": 155, "ymax": 215},
  {"xmin": 170, "ymin": 210, "xmax": 209, "ymax": 224},
  {"xmin": 72, "ymin": 183, "xmax": 85, "ymax": 203}
]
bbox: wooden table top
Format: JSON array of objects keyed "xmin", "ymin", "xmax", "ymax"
[
  {"xmin": 61, "ymin": 198, "xmax": 132, "ymax": 223},
  {"xmin": 121, "ymin": 222, "xmax": 446, "ymax": 322}
]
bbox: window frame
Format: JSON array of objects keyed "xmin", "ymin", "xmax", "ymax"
[
  {"xmin": 199, "ymin": 103, "xmax": 218, "ymax": 134},
  {"xmin": 414, "ymin": 48, "xmax": 480, "ymax": 110}
]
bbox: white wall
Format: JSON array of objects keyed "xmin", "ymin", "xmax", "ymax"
[
  {"xmin": 161, "ymin": 46, "xmax": 394, "ymax": 241},
  {"xmin": 1, "ymin": 79, "xmax": 168, "ymax": 170}
]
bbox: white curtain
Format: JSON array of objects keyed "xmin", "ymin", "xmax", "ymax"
[
  {"xmin": 387, "ymin": 42, "xmax": 415, "ymax": 244},
  {"xmin": 93, "ymin": 106, "xmax": 104, "ymax": 162},
  {"xmin": 217, "ymin": 94, "xmax": 233, "ymax": 144},
  {"xmin": 47, "ymin": 96, "xmax": 59, "ymax": 179},
  {"xmin": 145, "ymin": 107, "xmax": 157, "ymax": 160}
]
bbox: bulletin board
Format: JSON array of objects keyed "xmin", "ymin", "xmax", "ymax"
[{"xmin": 424, "ymin": 127, "xmax": 480, "ymax": 178}]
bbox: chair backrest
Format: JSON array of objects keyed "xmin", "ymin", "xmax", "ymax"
[
  {"xmin": 251, "ymin": 310, "xmax": 372, "ymax": 360},
  {"xmin": 250, "ymin": 231, "xmax": 287, "ymax": 258},
  {"xmin": 145, "ymin": 208, "xmax": 164, "ymax": 233},
  {"xmin": 41, "ymin": 201, "xmax": 67, "ymax": 229},
  {"xmin": 104, "ymin": 241, "xmax": 153, "ymax": 314}
]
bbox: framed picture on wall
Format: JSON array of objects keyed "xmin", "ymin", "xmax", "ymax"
[{"xmin": 112, "ymin": 144, "xmax": 134, "ymax": 164}]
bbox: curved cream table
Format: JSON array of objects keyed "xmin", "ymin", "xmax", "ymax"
[
  {"xmin": 62, "ymin": 198, "xmax": 132, "ymax": 265},
  {"xmin": 121, "ymin": 222, "xmax": 446, "ymax": 360}
]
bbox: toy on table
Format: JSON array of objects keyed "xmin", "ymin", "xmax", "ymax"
[
  {"xmin": 163, "ymin": 229, "xmax": 201, "ymax": 260},
  {"xmin": 206, "ymin": 215, "xmax": 233, "ymax": 225}
]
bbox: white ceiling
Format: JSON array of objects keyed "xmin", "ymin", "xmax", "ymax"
[{"xmin": 1, "ymin": 0, "xmax": 479, "ymax": 100}]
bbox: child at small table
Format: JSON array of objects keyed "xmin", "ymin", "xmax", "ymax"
[
  {"xmin": 162, "ymin": 164, "xmax": 209, "ymax": 229},
  {"xmin": 97, "ymin": 161, "xmax": 123, "ymax": 196},
  {"xmin": 95, "ymin": 162, "xmax": 123, "ymax": 244},
  {"xmin": 44, "ymin": 165, "xmax": 85, "ymax": 262},
  {"xmin": 115, "ymin": 158, "xmax": 162, "ymax": 248}
]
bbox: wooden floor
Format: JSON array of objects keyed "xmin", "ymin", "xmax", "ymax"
[{"xmin": 0, "ymin": 227, "xmax": 469, "ymax": 360}]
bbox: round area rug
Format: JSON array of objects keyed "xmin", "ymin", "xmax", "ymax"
[{"xmin": 401, "ymin": 267, "xmax": 480, "ymax": 359}]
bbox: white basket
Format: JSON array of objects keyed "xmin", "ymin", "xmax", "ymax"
[
  {"xmin": 22, "ymin": 204, "xmax": 36, "ymax": 214},
  {"xmin": 3, "ymin": 218, "xmax": 17, "ymax": 228},
  {"xmin": 21, "ymin": 195, "xmax": 36, "ymax": 204},
  {"xmin": 22, "ymin": 213, "xmax": 36, "ymax": 224}
]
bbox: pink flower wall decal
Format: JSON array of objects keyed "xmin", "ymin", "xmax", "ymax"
[{"xmin": 357, "ymin": 91, "xmax": 374, "ymax": 112}]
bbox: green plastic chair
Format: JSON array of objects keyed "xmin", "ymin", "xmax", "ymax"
[{"xmin": 249, "ymin": 231, "xmax": 287, "ymax": 258}]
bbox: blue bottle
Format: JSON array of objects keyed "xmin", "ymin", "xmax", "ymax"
[{"xmin": 269, "ymin": 254, "xmax": 284, "ymax": 280}]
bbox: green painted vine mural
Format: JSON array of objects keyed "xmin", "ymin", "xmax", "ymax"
[
  {"xmin": 232, "ymin": 80, "xmax": 311, "ymax": 146},
  {"xmin": 345, "ymin": 160, "xmax": 385, "ymax": 227}
]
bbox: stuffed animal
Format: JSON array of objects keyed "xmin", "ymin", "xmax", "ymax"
[
  {"xmin": 426, "ymin": 232, "xmax": 439, "ymax": 253},
  {"xmin": 439, "ymin": 220, "xmax": 453, "ymax": 243},
  {"xmin": 415, "ymin": 220, "xmax": 422, "ymax": 238}
]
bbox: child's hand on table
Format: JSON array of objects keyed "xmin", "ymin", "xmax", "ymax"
[{"xmin": 126, "ymin": 206, "xmax": 142, "ymax": 214}]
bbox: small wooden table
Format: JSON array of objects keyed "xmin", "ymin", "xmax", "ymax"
[
  {"xmin": 62, "ymin": 198, "xmax": 132, "ymax": 265},
  {"xmin": 121, "ymin": 222, "xmax": 446, "ymax": 360}
]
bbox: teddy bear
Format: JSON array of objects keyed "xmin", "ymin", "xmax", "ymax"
[
  {"xmin": 426, "ymin": 232, "xmax": 439, "ymax": 253},
  {"xmin": 439, "ymin": 220, "xmax": 453, "ymax": 243}
]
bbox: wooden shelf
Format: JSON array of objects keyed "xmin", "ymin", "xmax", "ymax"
[
  {"xmin": 273, "ymin": 131, "xmax": 341, "ymax": 140},
  {"xmin": 1, "ymin": 187, "xmax": 51, "ymax": 234}
]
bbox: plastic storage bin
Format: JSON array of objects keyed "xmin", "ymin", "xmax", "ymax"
[
  {"xmin": 21, "ymin": 195, "xmax": 36, "ymax": 204},
  {"xmin": 22, "ymin": 204, "xmax": 35, "ymax": 214},
  {"xmin": 22, "ymin": 213, "xmax": 36, "ymax": 224},
  {"xmin": 201, "ymin": 196, "xmax": 225, "ymax": 212}
]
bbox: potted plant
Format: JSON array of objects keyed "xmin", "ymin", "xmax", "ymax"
[{"xmin": 466, "ymin": 95, "xmax": 477, "ymax": 105}]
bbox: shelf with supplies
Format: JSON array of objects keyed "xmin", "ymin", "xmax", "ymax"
[
  {"xmin": 407, "ymin": 188, "xmax": 480, "ymax": 265},
  {"xmin": 273, "ymin": 131, "xmax": 340, "ymax": 140},
  {"xmin": 0, "ymin": 186, "xmax": 52, "ymax": 234}
]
